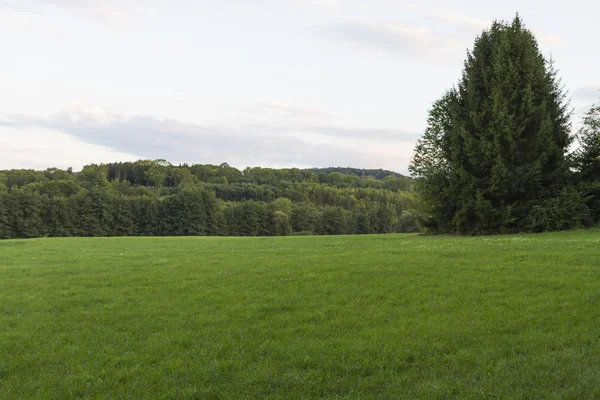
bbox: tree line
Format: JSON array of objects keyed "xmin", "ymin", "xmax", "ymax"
[
  {"xmin": 0, "ymin": 163, "xmax": 419, "ymax": 239},
  {"xmin": 409, "ymin": 15, "xmax": 600, "ymax": 235}
]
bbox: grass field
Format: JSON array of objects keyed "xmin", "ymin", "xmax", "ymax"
[{"xmin": 1, "ymin": 231, "xmax": 600, "ymax": 399}]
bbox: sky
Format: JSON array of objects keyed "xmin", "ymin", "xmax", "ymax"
[{"xmin": 0, "ymin": 0, "xmax": 598, "ymax": 174}]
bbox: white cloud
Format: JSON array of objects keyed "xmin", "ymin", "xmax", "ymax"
[
  {"xmin": 0, "ymin": 125, "xmax": 140, "ymax": 170},
  {"xmin": 431, "ymin": 8, "xmax": 489, "ymax": 31},
  {"xmin": 0, "ymin": 0, "xmax": 140, "ymax": 23},
  {"xmin": 0, "ymin": 6, "xmax": 47, "ymax": 29},
  {"xmin": 431, "ymin": 8, "xmax": 565, "ymax": 47},
  {"xmin": 1, "ymin": 104, "xmax": 414, "ymax": 172},
  {"xmin": 238, "ymin": 102, "xmax": 335, "ymax": 122},
  {"xmin": 297, "ymin": 0, "xmax": 340, "ymax": 9},
  {"xmin": 316, "ymin": 20, "xmax": 466, "ymax": 66}
]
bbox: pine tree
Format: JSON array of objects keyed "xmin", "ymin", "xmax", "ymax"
[
  {"xmin": 410, "ymin": 15, "xmax": 577, "ymax": 234},
  {"xmin": 6, "ymin": 189, "xmax": 45, "ymax": 238}
]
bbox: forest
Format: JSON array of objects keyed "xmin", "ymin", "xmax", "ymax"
[{"xmin": 0, "ymin": 162, "xmax": 419, "ymax": 239}]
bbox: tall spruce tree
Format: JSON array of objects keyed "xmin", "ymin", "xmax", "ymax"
[{"xmin": 410, "ymin": 15, "xmax": 577, "ymax": 234}]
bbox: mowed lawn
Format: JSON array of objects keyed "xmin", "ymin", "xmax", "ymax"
[{"xmin": 1, "ymin": 232, "xmax": 600, "ymax": 399}]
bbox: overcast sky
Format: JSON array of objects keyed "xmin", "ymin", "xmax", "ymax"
[{"xmin": 1, "ymin": 0, "xmax": 598, "ymax": 173}]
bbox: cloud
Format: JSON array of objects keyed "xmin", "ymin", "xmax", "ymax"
[
  {"xmin": 430, "ymin": 8, "xmax": 489, "ymax": 31},
  {"xmin": 214, "ymin": 0, "xmax": 341, "ymax": 13},
  {"xmin": 431, "ymin": 8, "xmax": 565, "ymax": 47},
  {"xmin": 301, "ymin": 125, "xmax": 418, "ymax": 141},
  {"xmin": 235, "ymin": 102, "xmax": 418, "ymax": 142},
  {"xmin": 1, "ymin": 105, "xmax": 414, "ymax": 172},
  {"xmin": 239, "ymin": 102, "xmax": 334, "ymax": 121},
  {"xmin": 0, "ymin": 0, "xmax": 139, "ymax": 23},
  {"xmin": 296, "ymin": 0, "xmax": 340, "ymax": 9},
  {"xmin": 316, "ymin": 20, "xmax": 466, "ymax": 66},
  {"xmin": 0, "ymin": 9, "xmax": 34, "ymax": 28},
  {"xmin": 0, "ymin": 124, "xmax": 140, "ymax": 170},
  {"xmin": 574, "ymin": 85, "xmax": 600, "ymax": 102},
  {"xmin": 316, "ymin": 10, "xmax": 565, "ymax": 67}
]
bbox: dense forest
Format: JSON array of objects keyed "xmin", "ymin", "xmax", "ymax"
[{"xmin": 0, "ymin": 161, "xmax": 419, "ymax": 239}]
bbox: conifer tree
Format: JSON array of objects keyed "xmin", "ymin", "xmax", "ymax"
[
  {"xmin": 576, "ymin": 101, "xmax": 600, "ymax": 220},
  {"xmin": 410, "ymin": 15, "xmax": 578, "ymax": 234},
  {"xmin": 0, "ymin": 191, "xmax": 8, "ymax": 239}
]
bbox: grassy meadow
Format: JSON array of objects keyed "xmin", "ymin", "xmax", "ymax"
[{"xmin": 1, "ymin": 231, "xmax": 600, "ymax": 399}]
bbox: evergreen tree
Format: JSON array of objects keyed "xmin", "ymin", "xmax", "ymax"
[
  {"xmin": 410, "ymin": 93, "xmax": 457, "ymax": 233},
  {"xmin": 575, "ymin": 101, "xmax": 600, "ymax": 221},
  {"xmin": 134, "ymin": 197, "xmax": 160, "ymax": 236},
  {"xmin": 6, "ymin": 189, "xmax": 45, "ymax": 238},
  {"xmin": 0, "ymin": 191, "xmax": 9, "ymax": 239},
  {"xmin": 202, "ymin": 190, "xmax": 226, "ymax": 235},
  {"xmin": 70, "ymin": 191, "xmax": 96, "ymax": 236},
  {"xmin": 110, "ymin": 196, "xmax": 137, "ymax": 236},
  {"xmin": 43, "ymin": 196, "xmax": 72, "ymax": 237},
  {"xmin": 410, "ymin": 15, "xmax": 577, "ymax": 234},
  {"xmin": 160, "ymin": 187, "xmax": 209, "ymax": 236},
  {"xmin": 89, "ymin": 189, "xmax": 114, "ymax": 236}
]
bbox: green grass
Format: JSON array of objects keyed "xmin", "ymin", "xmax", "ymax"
[{"xmin": 1, "ymin": 231, "xmax": 600, "ymax": 399}]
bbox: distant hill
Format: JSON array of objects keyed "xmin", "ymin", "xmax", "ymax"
[{"xmin": 307, "ymin": 167, "xmax": 406, "ymax": 180}]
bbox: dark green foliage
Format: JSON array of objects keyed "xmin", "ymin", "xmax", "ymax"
[
  {"xmin": 352, "ymin": 204, "xmax": 395, "ymax": 234},
  {"xmin": 77, "ymin": 164, "xmax": 111, "ymax": 190},
  {"xmin": 309, "ymin": 167, "xmax": 405, "ymax": 179},
  {"xmin": 396, "ymin": 210, "xmax": 421, "ymax": 233},
  {"xmin": 318, "ymin": 206, "xmax": 349, "ymax": 235},
  {"xmin": 110, "ymin": 196, "xmax": 138, "ymax": 236},
  {"xmin": 43, "ymin": 196, "xmax": 72, "ymax": 237},
  {"xmin": 103, "ymin": 160, "xmax": 408, "ymax": 191},
  {"xmin": 5, "ymin": 189, "xmax": 45, "ymax": 238},
  {"xmin": 410, "ymin": 16, "xmax": 579, "ymax": 234},
  {"xmin": 575, "ymin": 102, "xmax": 600, "ymax": 221},
  {"xmin": 224, "ymin": 201, "xmax": 271, "ymax": 236},
  {"xmin": 34, "ymin": 179, "xmax": 81, "ymax": 198},
  {"xmin": 4, "ymin": 169, "xmax": 48, "ymax": 190},
  {"xmin": 271, "ymin": 211, "xmax": 292, "ymax": 236},
  {"xmin": 212, "ymin": 183, "xmax": 277, "ymax": 202},
  {"xmin": 0, "ymin": 191, "xmax": 8, "ymax": 239},
  {"xmin": 0, "ymin": 159, "xmax": 415, "ymax": 238},
  {"xmin": 133, "ymin": 197, "xmax": 160, "ymax": 236},
  {"xmin": 353, "ymin": 205, "xmax": 373, "ymax": 234},
  {"xmin": 159, "ymin": 187, "xmax": 212, "ymax": 236},
  {"xmin": 290, "ymin": 203, "xmax": 320, "ymax": 234},
  {"xmin": 526, "ymin": 188, "xmax": 591, "ymax": 232}
]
